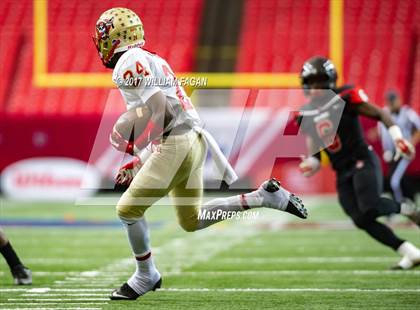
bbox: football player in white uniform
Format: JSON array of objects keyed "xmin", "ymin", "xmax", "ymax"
[{"xmin": 93, "ymin": 8, "xmax": 307, "ymax": 300}]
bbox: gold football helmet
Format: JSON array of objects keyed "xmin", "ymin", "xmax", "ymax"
[{"xmin": 93, "ymin": 8, "xmax": 145, "ymax": 67}]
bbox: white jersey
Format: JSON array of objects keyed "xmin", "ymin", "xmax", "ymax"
[
  {"xmin": 112, "ymin": 48, "xmax": 201, "ymax": 130},
  {"xmin": 112, "ymin": 48, "xmax": 238, "ymax": 185}
]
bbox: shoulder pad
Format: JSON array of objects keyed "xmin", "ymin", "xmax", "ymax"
[{"xmin": 338, "ymin": 85, "xmax": 369, "ymax": 105}]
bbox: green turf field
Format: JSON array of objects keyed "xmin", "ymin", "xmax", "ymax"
[{"xmin": 0, "ymin": 195, "xmax": 419, "ymax": 309}]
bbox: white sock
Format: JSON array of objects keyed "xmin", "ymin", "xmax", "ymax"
[
  {"xmin": 196, "ymin": 191, "xmax": 263, "ymax": 230},
  {"xmin": 121, "ymin": 217, "xmax": 151, "ymax": 255},
  {"xmin": 119, "ymin": 216, "xmax": 160, "ymax": 294},
  {"xmin": 127, "ymin": 253, "xmax": 160, "ymax": 295},
  {"xmin": 397, "ymin": 241, "xmax": 420, "ymax": 260}
]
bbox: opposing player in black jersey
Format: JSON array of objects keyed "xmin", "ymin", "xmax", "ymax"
[{"xmin": 296, "ymin": 56, "xmax": 420, "ymax": 269}]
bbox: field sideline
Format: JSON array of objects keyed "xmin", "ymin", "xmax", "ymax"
[{"xmin": 0, "ymin": 195, "xmax": 419, "ymax": 309}]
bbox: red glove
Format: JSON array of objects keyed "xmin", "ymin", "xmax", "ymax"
[
  {"xmin": 115, "ymin": 157, "xmax": 142, "ymax": 186},
  {"xmin": 394, "ymin": 138, "xmax": 415, "ymax": 161},
  {"xmin": 388, "ymin": 126, "xmax": 415, "ymax": 160}
]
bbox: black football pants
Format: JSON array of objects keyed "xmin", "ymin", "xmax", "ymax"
[{"xmin": 336, "ymin": 150, "xmax": 404, "ymax": 250}]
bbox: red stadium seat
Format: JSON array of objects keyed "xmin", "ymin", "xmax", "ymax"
[
  {"xmin": 237, "ymin": 0, "xmax": 419, "ymax": 109},
  {"xmin": 1, "ymin": 0, "xmax": 203, "ymax": 115}
]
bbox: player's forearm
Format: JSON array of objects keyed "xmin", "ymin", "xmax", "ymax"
[
  {"xmin": 356, "ymin": 102, "xmax": 395, "ymax": 128},
  {"xmin": 359, "ymin": 104, "xmax": 414, "ymax": 158},
  {"xmin": 378, "ymin": 110, "xmax": 395, "ymax": 128}
]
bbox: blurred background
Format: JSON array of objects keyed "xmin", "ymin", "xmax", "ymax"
[
  {"xmin": 0, "ymin": 0, "xmax": 419, "ymax": 201},
  {"xmin": 0, "ymin": 2, "xmax": 419, "ymax": 307}
]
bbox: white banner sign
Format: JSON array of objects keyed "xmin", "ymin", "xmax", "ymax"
[{"xmin": 1, "ymin": 157, "xmax": 100, "ymax": 201}]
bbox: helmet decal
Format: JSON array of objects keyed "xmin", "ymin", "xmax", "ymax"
[
  {"xmin": 96, "ymin": 17, "xmax": 114, "ymax": 41},
  {"xmin": 302, "ymin": 63, "xmax": 316, "ymax": 78},
  {"xmin": 323, "ymin": 60, "xmax": 335, "ymax": 72}
]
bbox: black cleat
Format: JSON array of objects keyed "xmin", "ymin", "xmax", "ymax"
[
  {"xmin": 11, "ymin": 265, "xmax": 32, "ymax": 285},
  {"xmin": 110, "ymin": 278, "xmax": 162, "ymax": 300},
  {"xmin": 285, "ymin": 194, "xmax": 308, "ymax": 219}
]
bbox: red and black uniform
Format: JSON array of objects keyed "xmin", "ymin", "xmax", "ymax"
[
  {"xmin": 299, "ymin": 85, "xmax": 370, "ymax": 171},
  {"xmin": 297, "ymin": 85, "xmax": 404, "ymax": 250}
]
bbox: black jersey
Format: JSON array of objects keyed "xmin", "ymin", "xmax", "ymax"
[{"xmin": 298, "ymin": 85, "xmax": 371, "ymax": 171}]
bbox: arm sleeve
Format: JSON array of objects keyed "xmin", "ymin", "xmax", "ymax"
[{"xmin": 113, "ymin": 52, "xmax": 160, "ymax": 109}]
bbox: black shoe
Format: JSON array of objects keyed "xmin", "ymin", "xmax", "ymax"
[
  {"xmin": 110, "ymin": 278, "xmax": 162, "ymax": 300},
  {"xmin": 285, "ymin": 194, "xmax": 308, "ymax": 219},
  {"xmin": 11, "ymin": 264, "xmax": 32, "ymax": 285}
]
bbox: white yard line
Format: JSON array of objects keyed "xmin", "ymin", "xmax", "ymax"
[
  {"xmin": 51, "ymin": 284, "xmax": 117, "ymax": 288},
  {"xmin": 0, "ymin": 271, "xmax": 128, "ymax": 277},
  {"xmin": 0, "ymin": 304, "xmax": 106, "ymax": 308},
  {"xmin": 164, "ymin": 270, "xmax": 420, "ymax": 276},
  {"xmin": 25, "ymin": 258, "xmax": 93, "ymax": 264},
  {"xmin": 5, "ymin": 286, "xmax": 419, "ymax": 296},
  {"xmin": 220, "ymin": 256, "xmax": 399, "ymax": 263},
  {"xmin": 7, "ymin": 298, "xmax": 109, "ymax": 302},
  {"xmin": 8, "ymin": 286, "xmax": 110, "ymax": 294},
  {"xmin": 0, "ymin": 308, "xmax": 102, "ymax": 310},
  {"xmin": 158, "ymin": 288, "xmax": 420, "ymax": 293},
  {"xmin": 0, "ymin": 288, "xmax": 110, "ymax": 292},
  {"xmin": 21, "ymin": 293, "xmax": 107, "ymax": 297}
]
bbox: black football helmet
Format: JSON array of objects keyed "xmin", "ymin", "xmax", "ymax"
[{"xmin": 300, "ymin": 56, "xmax": 337, "ymax": 94}]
